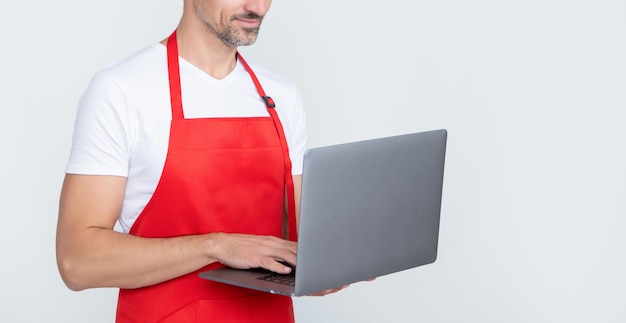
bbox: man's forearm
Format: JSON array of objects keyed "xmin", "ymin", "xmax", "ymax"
[{"xmin": 57, "ymin": 228, "xmax": 218, "ymax": 290}]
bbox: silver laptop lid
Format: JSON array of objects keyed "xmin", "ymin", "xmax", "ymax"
[{"xmin": 294, "ymin": 129, "xmax": 447, "ymax": 296}]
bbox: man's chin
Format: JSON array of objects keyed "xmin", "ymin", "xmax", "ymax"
[{"xmin": 229, "ymin": 32, "xmax": 260, "ymax": 47}]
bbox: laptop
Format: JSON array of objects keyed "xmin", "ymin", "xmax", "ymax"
[{"xmin": 199, "ymin": 129, "xmax": 447, "ymax": 296}]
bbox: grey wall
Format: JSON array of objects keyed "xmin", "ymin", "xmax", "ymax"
[{"xmin": 1, "ymin": 0, "xmax": 625, "ymax": 322}]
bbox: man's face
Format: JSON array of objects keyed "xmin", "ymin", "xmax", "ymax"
[{"xmin": 194, "ymin": 0, "xmax": 272, "ymax": 47}]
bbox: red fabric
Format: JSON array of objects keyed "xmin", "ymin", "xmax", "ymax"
[{"xmin": 115, "ymin": 30, "xmax": 296, "ymax": 322}]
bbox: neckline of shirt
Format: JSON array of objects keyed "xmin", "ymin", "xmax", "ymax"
[{"xmin": 153, "ymin": 43, "xmax": 245, "ymax": 89}]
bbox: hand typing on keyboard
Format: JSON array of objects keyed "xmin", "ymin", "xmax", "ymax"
[{"xmin": 256, "ymin": 260, "xmax": 296, "ymax": 286}]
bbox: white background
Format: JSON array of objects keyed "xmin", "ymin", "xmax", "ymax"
[{"xmin": 1, "ymin": 0, "xmax": 625, "ymax": 322}]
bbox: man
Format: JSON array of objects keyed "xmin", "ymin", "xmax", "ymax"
[{"xmin": 57, "ymin": 0, "xmax": 339, "ymax": 321}]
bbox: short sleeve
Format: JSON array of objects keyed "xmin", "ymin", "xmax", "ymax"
[{"xmin": 65, "ymin": 73, "xmax": 132, "ymax": 177}]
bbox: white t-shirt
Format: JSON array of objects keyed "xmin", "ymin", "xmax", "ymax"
[{"xmin": 66, "ymin": 44, "xmax": 308, "ymax": 233}]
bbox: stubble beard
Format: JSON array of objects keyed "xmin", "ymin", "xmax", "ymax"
[{"xmin": 197, "ymin": 11, "xmax": 263, "ymax": 48}]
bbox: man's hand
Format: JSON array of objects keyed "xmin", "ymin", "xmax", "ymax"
[
  {"xmin": 307, "ymin": 278, "xmax": 376, "ymax": 297},
  {"xmin": 307, "ymin": 284, "xmax": 351, "ymax": 297},
  {"xmin": 210, "ymin": 233, "xmax": 297, "ymax": 274}
]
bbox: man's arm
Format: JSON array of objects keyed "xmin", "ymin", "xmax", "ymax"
[{"xmin": 56, "ymin": 174, "xmax": 297, "ymax": 291}]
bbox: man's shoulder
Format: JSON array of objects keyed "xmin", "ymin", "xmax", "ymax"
[
  {"xmin": 82, "ymin": 44, "xmax": 169, "ymax": 111},
  {"xmin": 96, "ymin": 44, "xmax": 166, "ymax": 83}
]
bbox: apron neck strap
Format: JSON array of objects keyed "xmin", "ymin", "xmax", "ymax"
[{"xmin": 167, "ymin": 30, "xmax": 184, "ymax": 120}]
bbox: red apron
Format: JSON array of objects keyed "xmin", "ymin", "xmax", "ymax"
[{"xmin": 115, "ymin": 31, "xmax": 298, "ymax": 322}]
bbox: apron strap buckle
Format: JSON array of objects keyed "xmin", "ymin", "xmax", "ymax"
[{"xmin": 262, "ymin": 96, "xmax": 276, "ymax": 108}]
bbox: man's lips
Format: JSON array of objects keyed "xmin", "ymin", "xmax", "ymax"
[
  {"xmin": 232, "ymin": 13, "xmax": 263, "ymax": 28},
  {"xmin": 235, "ymin": 18, "xmax": 261, "ymax": 28}
]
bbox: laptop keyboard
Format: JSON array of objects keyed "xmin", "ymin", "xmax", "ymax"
[{"xmin": 257, "ymin": 271, "xmax": 296, "ymax": 286}]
